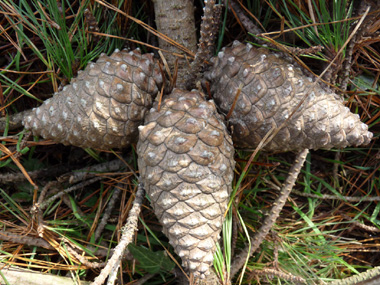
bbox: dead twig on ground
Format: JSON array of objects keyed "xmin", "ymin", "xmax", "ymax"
[
  {"xmin": 91, "ymin": 183, "xmax": 144, "ymax": 285},
  {"xmin": 231, "ymin": 149, "xmax": 309, "ymax": 279}
]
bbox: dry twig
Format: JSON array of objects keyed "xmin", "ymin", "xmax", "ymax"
[
  {"xmin": 330, "ymin": 265, "xmax": 380, "ymax": 285},
  {"xmin": 38, "ymin": 177, "xmax": 103, "ymax": 210},
  {"xmin": 247, "ymin": 268, "xmax": 306, "ymax": 284},
  {"xmin": 231, "ymin": 149, "xmax": 309, "ymax": 278},
  {"xmin": 93, "ymin": 185, "xmax": 122, "ymax": 242},
  {"xmin": 229, "ymin": 0, "xmax": 265, "ymax": 44},
  {"xmin": 92, "ymin": 184, "xmax": 145, "ymax": 285},
  {"xmin": 264, "ymin": 178, "xmax": 380, "ymax": 202},
  {"xmin": 57, "ymin": 159, "xmax": 125, "ymax": 184},
  {"xmin": 0, "ymin": 230, "xmax": 113, "ymax": 257}
]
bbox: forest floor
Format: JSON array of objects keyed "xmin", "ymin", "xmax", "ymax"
[{"xmin": 1, "ymin": 0, "xmax": 380, "ymax": 284}]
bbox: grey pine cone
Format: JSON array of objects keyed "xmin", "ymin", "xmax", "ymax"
[
  {"xmin": 205, "ymin": 41, "xmax": 373, "ymax": 152},
  {"xmin": 23, "ymin": 49, "xmax": 163, "ymax": 149},
  {"xmin": 137, "ymin": 89, "xmax": 235, "ymax": 278}
]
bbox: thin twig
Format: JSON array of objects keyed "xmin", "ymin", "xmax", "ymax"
[
  {"xmin": 330, "ymin": 265, "xmax": 380, "ymax": 285},
  {"xmin": 65, "ymin": 242, "xmax": 106, "ymax": 269},
  {"xmin": 93, "ymin": 185, "xmax": 122, "ymax": 242},
  {"xmin": 0, "ymin": 230, "xmax": 52, "ymax": 249},
  {"xmin": 333, "ymin": 151, "xmax": 341, "ymax": 188},
  {"xmin": 37, "ymin": 181, "xmax": 61, "ymax": 205},
  {"xmin": 91, "ymin": 184, "xmax": 145, "ymax": 285},
  {"xmin": 341, "ymin": 214, "xmax": 380, "ymax": 233},
  {"xmin": 39, "ymin": 177, "xmax": 103, "ymax": 210},
  {"xmin": 229, "ymin": 0, "xmax": 265, "ymax": 44},
  {"xmin": 282, "ymin": 45, "xmax": 324, "ymax": 56},
  {"xmin": 341, "ymin": 2, "xmax": 373, "ymax": 91},
  {"xmin": 130, "ymin": 273, "xmax": 155, "ymax": 285},
  {"xmin": 307, "ymin": 0, "xmax": 319, "ymax": 38},
  {"xmin": 231, "ymin": 149, "xmax": 309, "ymax": 278},
  {"xmin": 264, "ymin": 178, "xmax": 380, "ymax": 202},
  {"xmin": 0, "ymin": 229, "xmax": 115, "ymax": 257},
  {"xmin": 0, "ymin": 158, "xmax": 124, "ymax": 185},
  {"xmin": 247, "ymin": 268, "xmax": 306, "ymax": 284},
  {"xmin": 296, "ymin": 187, "xmax": 380, "ymax": 202},
  {"xmin": 0, "ymin": 164, "xmax": 72, "ymax": 184},
  {"xmin": 0, "ymin": 143, "xmax": 37, "ymax": 190},
  {"xmin": 292, "ymin": 189, "xmax": 380, "ymax": 202},
  {"xmin": 58, "ymin": 159, "xmax": 125, "ymax": 184}
]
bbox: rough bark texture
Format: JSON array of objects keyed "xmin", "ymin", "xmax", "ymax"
[
  {"xmin": 137, "ymin": 89, "xmax": 235, "ymax": 279},
  {"xmin": 152, "ymin": 0, "xmax": 197, "ymax": 88},
  {"xmin": 205, "ymin": 41, "xmax": 373, "ymax": 152},
  {"xmin": 23, "ymin": 49, "xmax": 163, "ymax": 149}
]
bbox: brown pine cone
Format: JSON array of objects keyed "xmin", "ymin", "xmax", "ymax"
[
  {"xmin": 137, "ymin": 89, "xmax": 235, "ymax": 278},
  {"xmin": 23, "ymin": 49, "xmax": 163, "ymax": 149},
  {"xmin": 205, "ymin": 41, "xmax": 373, "ymax": 152}
]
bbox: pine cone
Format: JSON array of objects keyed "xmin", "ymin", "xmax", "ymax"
[
  {"xmin": 205, "ymin": 41, "xmax": 373, "ymax": 152},
  {"xmin": 23, "ymin": 49, "xmax": 163, "ymax": 149},
  {"xmin": 137, "ymin": 89, "xmax": 235, "ymax": 278}
]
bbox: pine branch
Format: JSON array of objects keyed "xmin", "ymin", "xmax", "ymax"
[{"xmin": 152, "ymin": 0, "xmax": 197, "ymax": 88}]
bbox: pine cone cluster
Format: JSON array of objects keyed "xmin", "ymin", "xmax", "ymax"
[
  {"xmin": 205, "ymin": 41, "xmax": 373, "ymax": 152},
  {"xmin": 23, "ymin": 49, "xmax": 163, "ymax": 149},
  {"xmin": 21, "ymin": 40, "xmax": 373, "ymax": 279},
  {"xmin": 137, "ymin": 89, "xmax": 235, "ymax": 278}
]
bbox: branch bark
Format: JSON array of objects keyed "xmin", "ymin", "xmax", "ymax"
[{"xmin": 152, "ymin": 0, "xmax": 197, "ymax": 88}]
